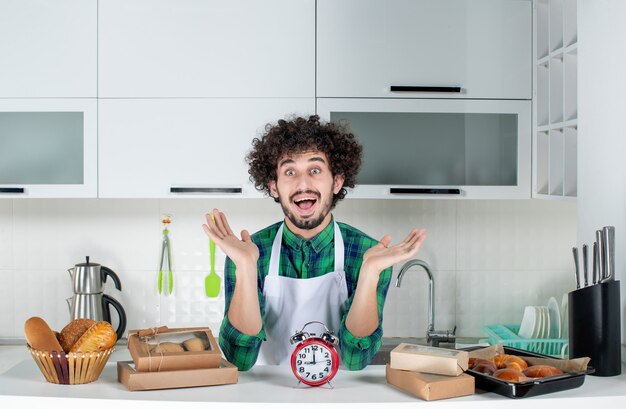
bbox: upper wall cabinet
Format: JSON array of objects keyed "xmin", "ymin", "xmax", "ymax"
[
  {"xmin": 0, "ymin": 0, "xmax": 97, "ymax": 98},
  {"xmin": 98, "ymin": 98, "xmax": 315, "ymax": 198},
  {"xmin": 317, "ymin": 0, "xmax": 531, "ymax": 100},
  {"xmin": 0, "ymin": 99, "xmax": 98, "ymax": 198},
  {"xmin": 98, "ymin": 0, "xmax": 315, "ymax": 98}
]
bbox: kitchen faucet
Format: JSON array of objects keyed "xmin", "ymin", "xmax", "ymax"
[{"xmin": 396, "ymin": 259, "xmax": 456, "ymax": 347}]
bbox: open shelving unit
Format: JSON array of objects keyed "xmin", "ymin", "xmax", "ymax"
[{"xmin": 533, "ymin": 0, "xmax": 578, "ymax": 200}]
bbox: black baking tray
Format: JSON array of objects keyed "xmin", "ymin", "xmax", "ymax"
[{"xmin": 463, "ymin": 346, "xmax": 594, "ymax": 399}]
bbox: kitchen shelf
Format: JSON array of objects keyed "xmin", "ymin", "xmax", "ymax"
[{"xmin": 533, "ymin": 0, "xmax": 578, "ymax": 200}]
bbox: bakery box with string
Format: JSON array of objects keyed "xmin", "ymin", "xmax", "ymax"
[{"xmin": 118, "ymin": 326, "xmax": 238, "ymax": 390}]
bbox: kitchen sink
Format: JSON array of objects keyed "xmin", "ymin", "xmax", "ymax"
[{"xmin": 370, "ymin": 337, "xmax": 487, "ymax": 365}]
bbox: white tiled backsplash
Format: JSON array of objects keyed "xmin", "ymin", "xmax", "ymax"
[{"xmin": 0, "ymin": 198, "xmax": 576, "ymax": 340}]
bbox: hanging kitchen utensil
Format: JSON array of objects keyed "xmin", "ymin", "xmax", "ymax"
[
  {"xmin": 158, "ymin": 214, "xmax": 173, "ymax": 295},
  {"xmin": 205, "ymin": 237, "xmax": 221, "ymax": 298}
]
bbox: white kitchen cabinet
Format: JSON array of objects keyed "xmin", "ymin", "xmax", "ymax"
[
  {"xmin": 98, "ymin": 98, "xmax": 315, "ymax": 198},
  {"xmin": 317, "ymin": 0, "xmax": 531, "ymax": 100},
  {"xmin": 317, "ymin": 98, "xmax": 531, "ymax": 199},
  {"xmin": 0, "ymin": 99, "xmax": 98, "ymax": 198},
  {"xmin": 533, "ymin": 0, "xmax": 577, "ymax": 200},
  {"xmin": 0, "ymin": 0, "xmax": 97, "ymax": 97},
  {"xmin": 98, "ymin": 0, "xmax": 315, "ymax": 98}
]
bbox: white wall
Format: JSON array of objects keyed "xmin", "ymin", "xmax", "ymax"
[
  {"xmin": 578, "ymin": 0, "xmax": 626, "ymax": 346},
  {"xmin": 0, "ymin": 198, "xmax": 576, "ymax": 340}
]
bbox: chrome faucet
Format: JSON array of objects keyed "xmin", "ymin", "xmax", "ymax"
[{"xmin": 396, "ymin": 259, "xmax": 456, "ymax": 347}]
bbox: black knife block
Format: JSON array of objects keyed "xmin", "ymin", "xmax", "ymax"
[{"xmin": 568, "ymin": 280, "xmax": 622, "ymax": 376}]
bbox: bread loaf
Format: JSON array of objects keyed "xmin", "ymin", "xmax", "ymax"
[
  {"xmin": 70, "ymin": 321, "xmax": 117, "ymax": 352},
  {"xmin": 523, "ymin": 365, "xmax": 563, "ymax": 378},
  {"xmin": 59, "ymin": 318, "xmax": 96, "ymax": 353},
  {"xmin": 24, "ymin": 317, "xmax": 64, "ymax": 352},
  {"xmin": 151, "ymin": 342, "xmax": 185, "ymax": 353},
  {"xmin": 494, "ymin": 368, "xmax": 523, "ymax": 382},
  {"xmin": 472, "ymin": 359, "xmax": 497, "ymax": 376},
  {"xmin": 504, "ymin": 355, "xmax": 529, "ymax": 371},
  {"xmin": 182, "ymin": 337, "xmax": 208, "ymax": 352}
]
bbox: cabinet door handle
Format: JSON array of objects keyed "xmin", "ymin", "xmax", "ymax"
[
  {"xmin": 170, "ymin": 187, "xmax": 242, "ymax": 194},
  {"xmin": 0, "ymin": 187, "xmax": 25, "ymax": 193},
  {"xmin": 390, "ymin": 86, "xmax": 462, "ymax": 93},
  {"xmin": 390, "ymin": 188, "xmax": 461, "ymax": 195}
]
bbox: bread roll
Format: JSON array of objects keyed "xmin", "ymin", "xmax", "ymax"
[
  {"xmin": 504, "ymin": 355, "xmax": 529, "ymax": 371},
  {"xmin": 151, "ymin": 342, "xmax": 185, "ymax": 353},
  {"xmin": 472, "ymin": 359, "xmax": 497, "ymax": 375},
  {"xmin": 182, "ymin": 337, "xmax": 208, "ymax": 352},
  {"xmin": 492, "ymin": 354, "xmax": 510, "ymax": 369},
  {"xmin": 70, "ymin": 321, "xmax": 117, "ymax": 352},
  {"xmin": 523, "ymin": 365, "xmax": 563, "ymax": 378},
  {"xmin": 494, "ymin": 368, "xmax": 523, "ymax": 382},
  {"xmin": 59, "ymin": 318, "xmax": 96, "ymax": 353},
  {"xmin": 24, "ymin": 317, "xmax": 64, "ymax": 352}
]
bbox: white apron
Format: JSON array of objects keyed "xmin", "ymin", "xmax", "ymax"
[{"xmin": 257, "ymin": 221, "xmax": 348, "ymax": 365}]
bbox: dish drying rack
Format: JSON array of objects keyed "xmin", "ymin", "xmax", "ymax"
[{"xmin": 483, "ymin": 324, "xmax": 568, "ymax": 357}]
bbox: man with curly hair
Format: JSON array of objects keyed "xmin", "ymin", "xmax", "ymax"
[{"xmin": 203, "ymin": 115, "xmax": 426, "ymax": 371}]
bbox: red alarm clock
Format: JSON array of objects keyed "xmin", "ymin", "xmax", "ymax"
[{"xmin": 290, "ymin": 321, "xmax": 340, "ymax": 387}]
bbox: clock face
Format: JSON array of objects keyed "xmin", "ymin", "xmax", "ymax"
[{"xmin": 291, "ymin": 338, "xmax": 339, "ymax": 386}]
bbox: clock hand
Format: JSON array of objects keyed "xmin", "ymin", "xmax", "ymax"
[{"xmin": 313, "ymin": 350, "xmax": 316, "ymax": 365}]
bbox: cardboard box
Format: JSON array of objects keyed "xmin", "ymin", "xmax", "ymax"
[
  {"xmin": 390, "ymin": 343, "xmax": 469, "ymax": 376},
  {"xmin": 386, "ymin": 364, "xmax": 475, "ymax": 401},
  {"xmin": 117, "ymin": 359, "xmax": 238, "ymax": 391},
  {"xmin": 127, "ymin": 326, "xmax": 222, "ymax": 372}
]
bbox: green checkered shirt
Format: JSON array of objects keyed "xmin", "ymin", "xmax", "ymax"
[{"xmin": 219, "ymin": 216, "xmax": 392, "ymax": 371}]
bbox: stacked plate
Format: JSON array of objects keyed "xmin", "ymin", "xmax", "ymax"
[{"xmin": 518, "ymin": 297, "xmax": 562, "ymax": 339}]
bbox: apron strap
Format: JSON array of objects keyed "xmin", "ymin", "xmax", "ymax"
[
  {"xmin": 267, "ymin": 223, "xmax": 284, "ymax": 277},
  {"xmin": 333, "ymin": 221, "xmax": 344, "ymax": 273}
]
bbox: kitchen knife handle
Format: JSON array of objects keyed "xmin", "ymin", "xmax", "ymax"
[
  {"xmin": 596, "ymin": 230, "xmax": 606, "ymax": 281},
  {"xmin": 170, "ymin": 187, "xmax": 242, "ymax": 194},
  {"xmin": 0, "ymin": 187, "xmax": 24, "ymax": 193},
  {"xmin": 390, "ymin": 188, "xmax": 461, "ymax": 195},
  {"xmin": 602, "ymin": 226, "xmax": 615, "ymax": 282},
  {"xmin": 582, "ymin": 244, "xmax": 589, "ymax": 287},
  {"xmin": 592, "ymin": 242, "xmax": 599, "ymax": 285},
  {"xmin": 572, "ymin": 246, "xmax": 580, "ymax": 289},
  {"xmin": 390, "ymin": 85, "xmax": 462, "ymax": 93}
]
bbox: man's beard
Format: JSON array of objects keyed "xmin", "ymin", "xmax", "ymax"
[{"xmin": 278, "ymin": 188, "xmax": 334, "ymax": 231}]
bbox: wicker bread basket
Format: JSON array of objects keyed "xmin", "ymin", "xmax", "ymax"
[{"xmin": 28, "ymin": 346, "xmax": 114, "ymax": 384}]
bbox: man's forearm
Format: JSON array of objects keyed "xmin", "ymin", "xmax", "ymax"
[
  {"xmin": 345, "ymin": 267, "xmax": 381, "ymax": 338},
  {"xmin": 228, "ymin": 264, "xmax": 263, "ymax": 336}
]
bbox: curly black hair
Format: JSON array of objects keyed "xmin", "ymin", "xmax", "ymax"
[{"xmin": 247, "ymin": 115, "xmax": 362, "ymax": 208}]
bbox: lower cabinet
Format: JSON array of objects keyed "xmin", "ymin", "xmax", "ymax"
[{"xmin": 98, "ymin": 98, "xmax": 315, "ymax": 198}]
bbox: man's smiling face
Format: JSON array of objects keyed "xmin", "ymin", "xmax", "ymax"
[{"xmin": 269, "ymin": 150, "xmax": 344, "ymax": 238}]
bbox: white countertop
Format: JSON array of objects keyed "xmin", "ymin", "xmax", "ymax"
[{"xmin": 1, "ymin": 345, "xmax": 626, "ymax": 409}]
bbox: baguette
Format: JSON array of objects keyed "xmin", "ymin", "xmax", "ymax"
[{"xmin": 24, "ymin": 316, "xmax": 64, "ymax": 352}]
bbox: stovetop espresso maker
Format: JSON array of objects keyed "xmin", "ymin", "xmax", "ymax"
[{"xmin": 66, "ymin": 256, "xmax": 127, "ymax": 340}]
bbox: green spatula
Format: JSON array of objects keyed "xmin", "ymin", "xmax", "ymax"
[{"xmin": 205, "ymin": 238, "xmax": 221, "ymax": 297}]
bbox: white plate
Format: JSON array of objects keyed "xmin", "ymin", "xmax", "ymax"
[
  {"xmin": 518, "ymin": 306, "xmax": 536, "ymax": 338},
  {"xmin": 547, "ymin": 296, "xmax": 561, "ymax": 338},
  {"xmin": 542, "ymin": 306, "xmax": 551, "ymax": 339},
  {"xmin": 536, "ymin": 306, "xmax": 548, "ymax": 338},
  {"xmin": 532, "ymin": 306, "xmax": 543, "ymax": 338}
]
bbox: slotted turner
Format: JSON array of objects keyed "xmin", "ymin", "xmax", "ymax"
[{"xmin": 205, "ymin": 238, "xmax": 221, "ymax": 297}]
